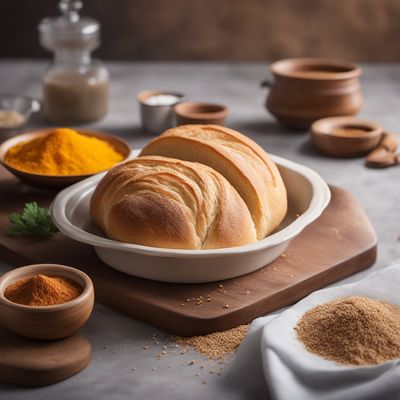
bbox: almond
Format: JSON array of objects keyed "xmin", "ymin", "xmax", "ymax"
[
  {"xmin": 365, "ymin": 146, "xmax": 396, "ymax": 168},
  {"xmin": 380, "ymin": 132, "xmax": 398, "ymax": 152}
]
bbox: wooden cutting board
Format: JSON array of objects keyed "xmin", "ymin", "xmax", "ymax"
[
  {"xmin": 0, "ymin": 328, "xmax": 91, "ymax": 387},
  {"xmin": 0, "ymin": 167, "xmax": 377, "ymax": 336}
]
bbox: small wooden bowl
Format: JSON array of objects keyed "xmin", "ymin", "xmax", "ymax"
[
  {"xmin": 310, "ymin": 117, "xmax": 382, "ymax": 157},
  {"xmin": 174, "ymin": 102, "xmax": 228, "ymax": 126},
  {"xmin": 0, "ymin": 128, "xmax": 131, "ymax": 189},
  {"xmin": 0, "ymin": 264, "xmax": 94, "ymax": 340}
]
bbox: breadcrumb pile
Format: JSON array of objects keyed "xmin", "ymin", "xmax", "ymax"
[
  {"xmin": 173, "ymin": 325, "xmax": 249, "ymax": 359},
  {"xmin": 295, "ymin": 296, "xmax": 400, "ymax": 366}
]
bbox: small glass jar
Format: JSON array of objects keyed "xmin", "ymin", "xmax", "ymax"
[{"xmin": 39, "ymin": 0, "xmax": 109, "ymax": 124}]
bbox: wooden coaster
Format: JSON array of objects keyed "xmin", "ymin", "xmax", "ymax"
[{"xmin": 0, "ymin": 328, "xmax": 91, "ymax": 387}]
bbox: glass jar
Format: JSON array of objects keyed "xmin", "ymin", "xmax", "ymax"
[{"xmin": 39, "ymin": 0, "xmax": 109, "ymax": 124}]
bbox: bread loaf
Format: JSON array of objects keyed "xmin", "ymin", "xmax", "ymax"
[
  {"xmin": 140, "ymin": 125, "xmax": 287, "ymax": 239},
  {"xmin": 90, "ymin": 156, "xmax": 257, "ymax": 250}
]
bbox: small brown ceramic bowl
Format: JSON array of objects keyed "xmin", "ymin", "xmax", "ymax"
[
  {"xmin": 0, "ymin": 128, "xmax": 131, "ymax": 189},
  {"xmin": 174, "ymin": 102, "xmax": 228, "ymax": 126},
  {"xmin": 0, "ymin": 264, "xmax": 94, "ymax": 340},
  {"xmin": 310, "ymin": 116, "xmax": 382, "ymax": 157}
]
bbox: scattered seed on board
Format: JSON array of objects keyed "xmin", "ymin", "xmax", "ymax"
[{"xmin": 172, "ymin": 325, "xmax": 249, "ymax": 360}]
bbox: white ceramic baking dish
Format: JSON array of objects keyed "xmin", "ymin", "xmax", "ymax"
[{"xmin": 51, "ymin": 151, "xmax": 330, "ymax": 283}]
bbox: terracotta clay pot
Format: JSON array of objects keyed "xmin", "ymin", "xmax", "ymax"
[{"xmin": 262, "ymin": 58, "xmax": 363, "ymax": 129}]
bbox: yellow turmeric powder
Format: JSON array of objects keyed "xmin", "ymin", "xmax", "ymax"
[{"xmin": 5, "ymin": 128, "xmax": 124, "ymax": 175}]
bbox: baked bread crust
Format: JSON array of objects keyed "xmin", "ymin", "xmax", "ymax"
[
  {"xmin": 140, "ymin": 125, "xmax": 287, "ymax": 238},
  {"xmin": 90, "ymin": 156, "xmax": 257, "ymax": 250}
]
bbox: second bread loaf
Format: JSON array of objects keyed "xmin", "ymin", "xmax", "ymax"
[{"xmin": 140, "ymin": 125, "xmax": 287, "ymax": 239}]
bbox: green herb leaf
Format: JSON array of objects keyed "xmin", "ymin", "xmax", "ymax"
[{"xmin": 7, "ymin": 202, "xmax": 58, "ymax": 238}]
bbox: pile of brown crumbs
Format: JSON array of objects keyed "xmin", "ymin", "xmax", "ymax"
[
  {"xmin": 295, "ymin": 296, "xmax": 400, "ymax": 366},
  {"xmin": 173, "ymin": 325, "xmax": 249, "ymax": 360}
]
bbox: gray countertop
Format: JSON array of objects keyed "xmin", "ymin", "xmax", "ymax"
[{"xmin": 0, "ymin": 60, "xmax": 399, "ymax": 400}]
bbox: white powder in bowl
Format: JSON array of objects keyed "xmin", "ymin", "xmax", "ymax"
[
  {"xmin": 0, "ymin": 110, "xmax": 26, "ymax": 128},
  {"xmin": 144, "ymin": 94, "xmax": 181, "ymax": 106}
]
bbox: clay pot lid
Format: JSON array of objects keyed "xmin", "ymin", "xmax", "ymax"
[{"xmin": 270, "ymin": 58, "xmax": 362, "ymax": 80}]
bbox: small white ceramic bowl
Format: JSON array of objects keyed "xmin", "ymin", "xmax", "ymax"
[{"xmin": 51, "ymin": 151, "xmax": 330, "ymax": 283}]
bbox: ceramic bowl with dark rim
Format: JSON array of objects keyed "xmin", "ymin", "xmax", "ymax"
[
  {"xmin": 0, "ymin": 264, "xmax": 94, "ymax": 340},
  {"xmin": 0, "ymin": 128, "xmax": 132, "ymax": 189}
]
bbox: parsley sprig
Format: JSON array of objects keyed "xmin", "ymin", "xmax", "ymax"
[{"xmin": 7, "ymin": 202, "xmax": 58, "ymax": 238}]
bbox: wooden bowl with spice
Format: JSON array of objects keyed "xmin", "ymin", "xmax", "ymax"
[
  {"xmin": 310, "ymin": 116, "xmax": 383, "ymax": 157},
  {"xmin": 0, "ymin": 128, "xmax": 131, "ymax": 189},
  {"xmin": 0, "ymin": 264, "xmax": 94, "ymax": 340}
]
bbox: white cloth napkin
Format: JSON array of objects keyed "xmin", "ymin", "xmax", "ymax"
[
  {"xmin": 262, "ymin": 263, "xmax": 400, "ymax": 400},
  {"xmin": 226, "ymin": 262, "xmax": 400, "ymax": 400}
]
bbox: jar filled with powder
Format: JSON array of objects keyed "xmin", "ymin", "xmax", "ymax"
[{"xmin": 39, "ymin": 0, "xmax": 109, "ymax": 124}]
